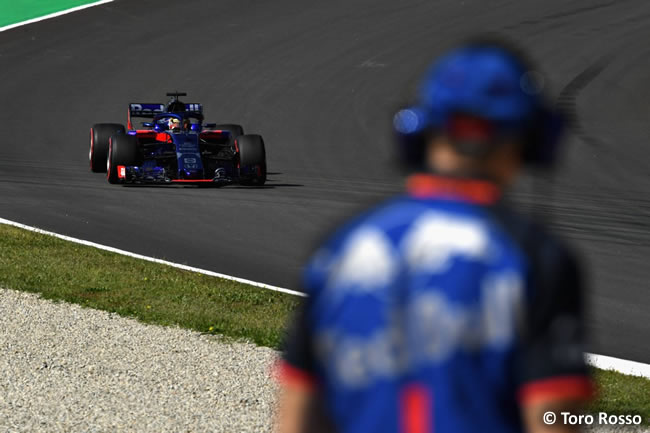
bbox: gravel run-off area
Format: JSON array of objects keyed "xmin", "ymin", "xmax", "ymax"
[
  {"xmin": 0, "ymin": 288, "xmax": 279, "ymax": 432},
  {"xmin": 1, "ymin": 288, "xmax": 647, "ymax": 433}
]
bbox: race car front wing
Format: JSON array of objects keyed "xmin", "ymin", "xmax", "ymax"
[{"xmin": 116, "ymin": 165, "xmax": 232, "ymax": 186}]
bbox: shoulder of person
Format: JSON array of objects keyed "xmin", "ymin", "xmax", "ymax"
[
  {"xmin": 302, "ymin": 196, "xmax": 427, "ymax": 290},
  {"xmin": 489, "ymin": 203, "xmax": 583, "ymax": 280}
]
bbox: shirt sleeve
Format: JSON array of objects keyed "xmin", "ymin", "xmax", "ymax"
[
  {"xmin": 515, "ymin": 240, "xmax": 594, "ymax": 406},
  {"xmin": 278, "ymin": 240, "xmax": 337, "ymax": 390},
  {"xmin": 278, "ymin": 220, "xmax": 372, "ymax": 387},
  {"xmin": 278, "ymin": 297, "xmax": 318, "ymax": 390}
]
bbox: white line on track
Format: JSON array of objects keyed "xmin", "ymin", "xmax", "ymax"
[
  {"xmin": 585, "ymin": 353, "xmax": 650, "ymax": 379},
  {"xmin": 0, "ymin": 0, "xmax": 114, "ymax": 33},
  {"xmin": 2, "ymin": 217, "xmax": 649, "ymax": 379},
  {"xmin": 0, "ymin": 217, "xmax": 306, "ymax": 297}
]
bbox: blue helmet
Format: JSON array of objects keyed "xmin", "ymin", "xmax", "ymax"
[{"xmin": 394, "ymin": 39, "xmax": 565, "ymax": 168}]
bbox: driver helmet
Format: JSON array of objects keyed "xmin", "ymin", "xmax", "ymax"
[{"xmin": 168, "ymin": 118, "xmax": 181, "ymax": 130}]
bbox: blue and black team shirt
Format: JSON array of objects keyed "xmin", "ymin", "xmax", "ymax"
[{"xmin": 280, "ymin": 174, "xmax": 593, "ymax": 433}]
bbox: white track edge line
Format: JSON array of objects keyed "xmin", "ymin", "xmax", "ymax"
[
  {"xmin": 0, "ymin": 0, "xmax": 114, "ymax": 33},
  {"xmin": 3, "ymin": 217, "xmax": 650, "ymax": 378},
  {"xmin": 585, "ymin": 353, "xmax": 650, "ymax": 379},
  {"xmin": 0, "ymin": 217, "xmax": 306, "ymax": 297}
]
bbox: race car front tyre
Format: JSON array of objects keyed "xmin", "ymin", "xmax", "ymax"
[
  {"xmin": 107, "ymin": 134, "xmax": 139, "ymax": 184},
  {"xmin": 237, "ymin": 134, "xmax": 266, "ymax": 186},
  {"xmin": 90, "ymin": 123, "xmax": 125, "ymax": 172}
]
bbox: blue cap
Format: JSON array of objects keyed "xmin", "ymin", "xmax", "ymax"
[{"xmin": 394, "ymin": 46, "xmax": 543, "ymax": 135}]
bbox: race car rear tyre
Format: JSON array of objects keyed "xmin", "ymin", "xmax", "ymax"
[
  {"xmin": 213, "ymin": 124, "xmax": 244, "ymax": 139},
  {"xmin": 90, "ymin": 123, "xmax": 125, "ymax": 172},
  {"xmin": 107, "ymin": 134, "xmax": 139, "ymax": 184},
  {"xmin": 237, "ymin": 134, "xmax": 266, "ymax": 186}
]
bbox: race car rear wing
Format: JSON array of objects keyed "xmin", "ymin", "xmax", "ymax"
[
  {"xmin": 129, "ymin": 103, "xmax": 165, "ymax": 117},
  {"xmin": 128, "ymin": 103, "xmax": 203, "ymax": 129}
]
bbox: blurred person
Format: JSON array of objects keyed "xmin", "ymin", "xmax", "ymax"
[{"xmin": 275, "ymin": 37, "xmax": 593, "ymax": 433}]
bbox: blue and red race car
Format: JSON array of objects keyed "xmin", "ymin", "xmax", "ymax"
[{"xmin": 89, "ymin": 93, "xmax": 266, "ymax": 186}]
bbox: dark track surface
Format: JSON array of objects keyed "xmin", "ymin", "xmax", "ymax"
[{"xmin": 1, "ymin": 0, "xmax": 649, "ymax": 363}]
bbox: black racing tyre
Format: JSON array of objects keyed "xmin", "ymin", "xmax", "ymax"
[
  {"xmin": 107, "ymin": 134, "xmax": 139, "ymax": 184},
  {"xmin": 237, "ymin": 134, "xmax": 266, "ymax": 186},
  {"xmin": 213, "ymin": 124, "xmax": 244, "ymax": 141},
  {"xmin": 89, "ymin": 123, "xmax": 125, "ymax": 172}
]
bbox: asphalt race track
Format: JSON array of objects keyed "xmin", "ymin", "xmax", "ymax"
[{"xmin": 1, "ymin": 0, "xmax": 649, "ymax": 363}]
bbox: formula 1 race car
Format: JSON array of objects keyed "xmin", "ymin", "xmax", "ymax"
[{"xmin": 88, "ymin": 93, "xmax": 266, "ymax": 186}]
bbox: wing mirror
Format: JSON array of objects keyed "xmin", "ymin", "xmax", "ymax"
[
  {"xmin": 204, "ymin": 123, "xmax": 216, "ymax": 128},
  {"xmin": 142, "ymin": 122, "xmax": 154, "ymax": 127}
]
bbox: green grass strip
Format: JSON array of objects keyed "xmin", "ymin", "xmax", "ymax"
[
  {"xmin": 0, "ymin": 224, "xmax": 299, "ymax": 348},
  {"xmin": 1, "ymin": 0, "xmax": 104, "ymax": 28},
  {"xmin": 591, "ymin": 369, "xmax": 650, "ymax": 423},
  {"xmin": 0, "ymin": 223, "xmax": 648, "ymax": 422}
]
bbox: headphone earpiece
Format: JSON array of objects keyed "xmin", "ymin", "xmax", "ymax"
[{"xmin": 521, "ymin": 105, "xmax": 566, "ymax": 168}]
